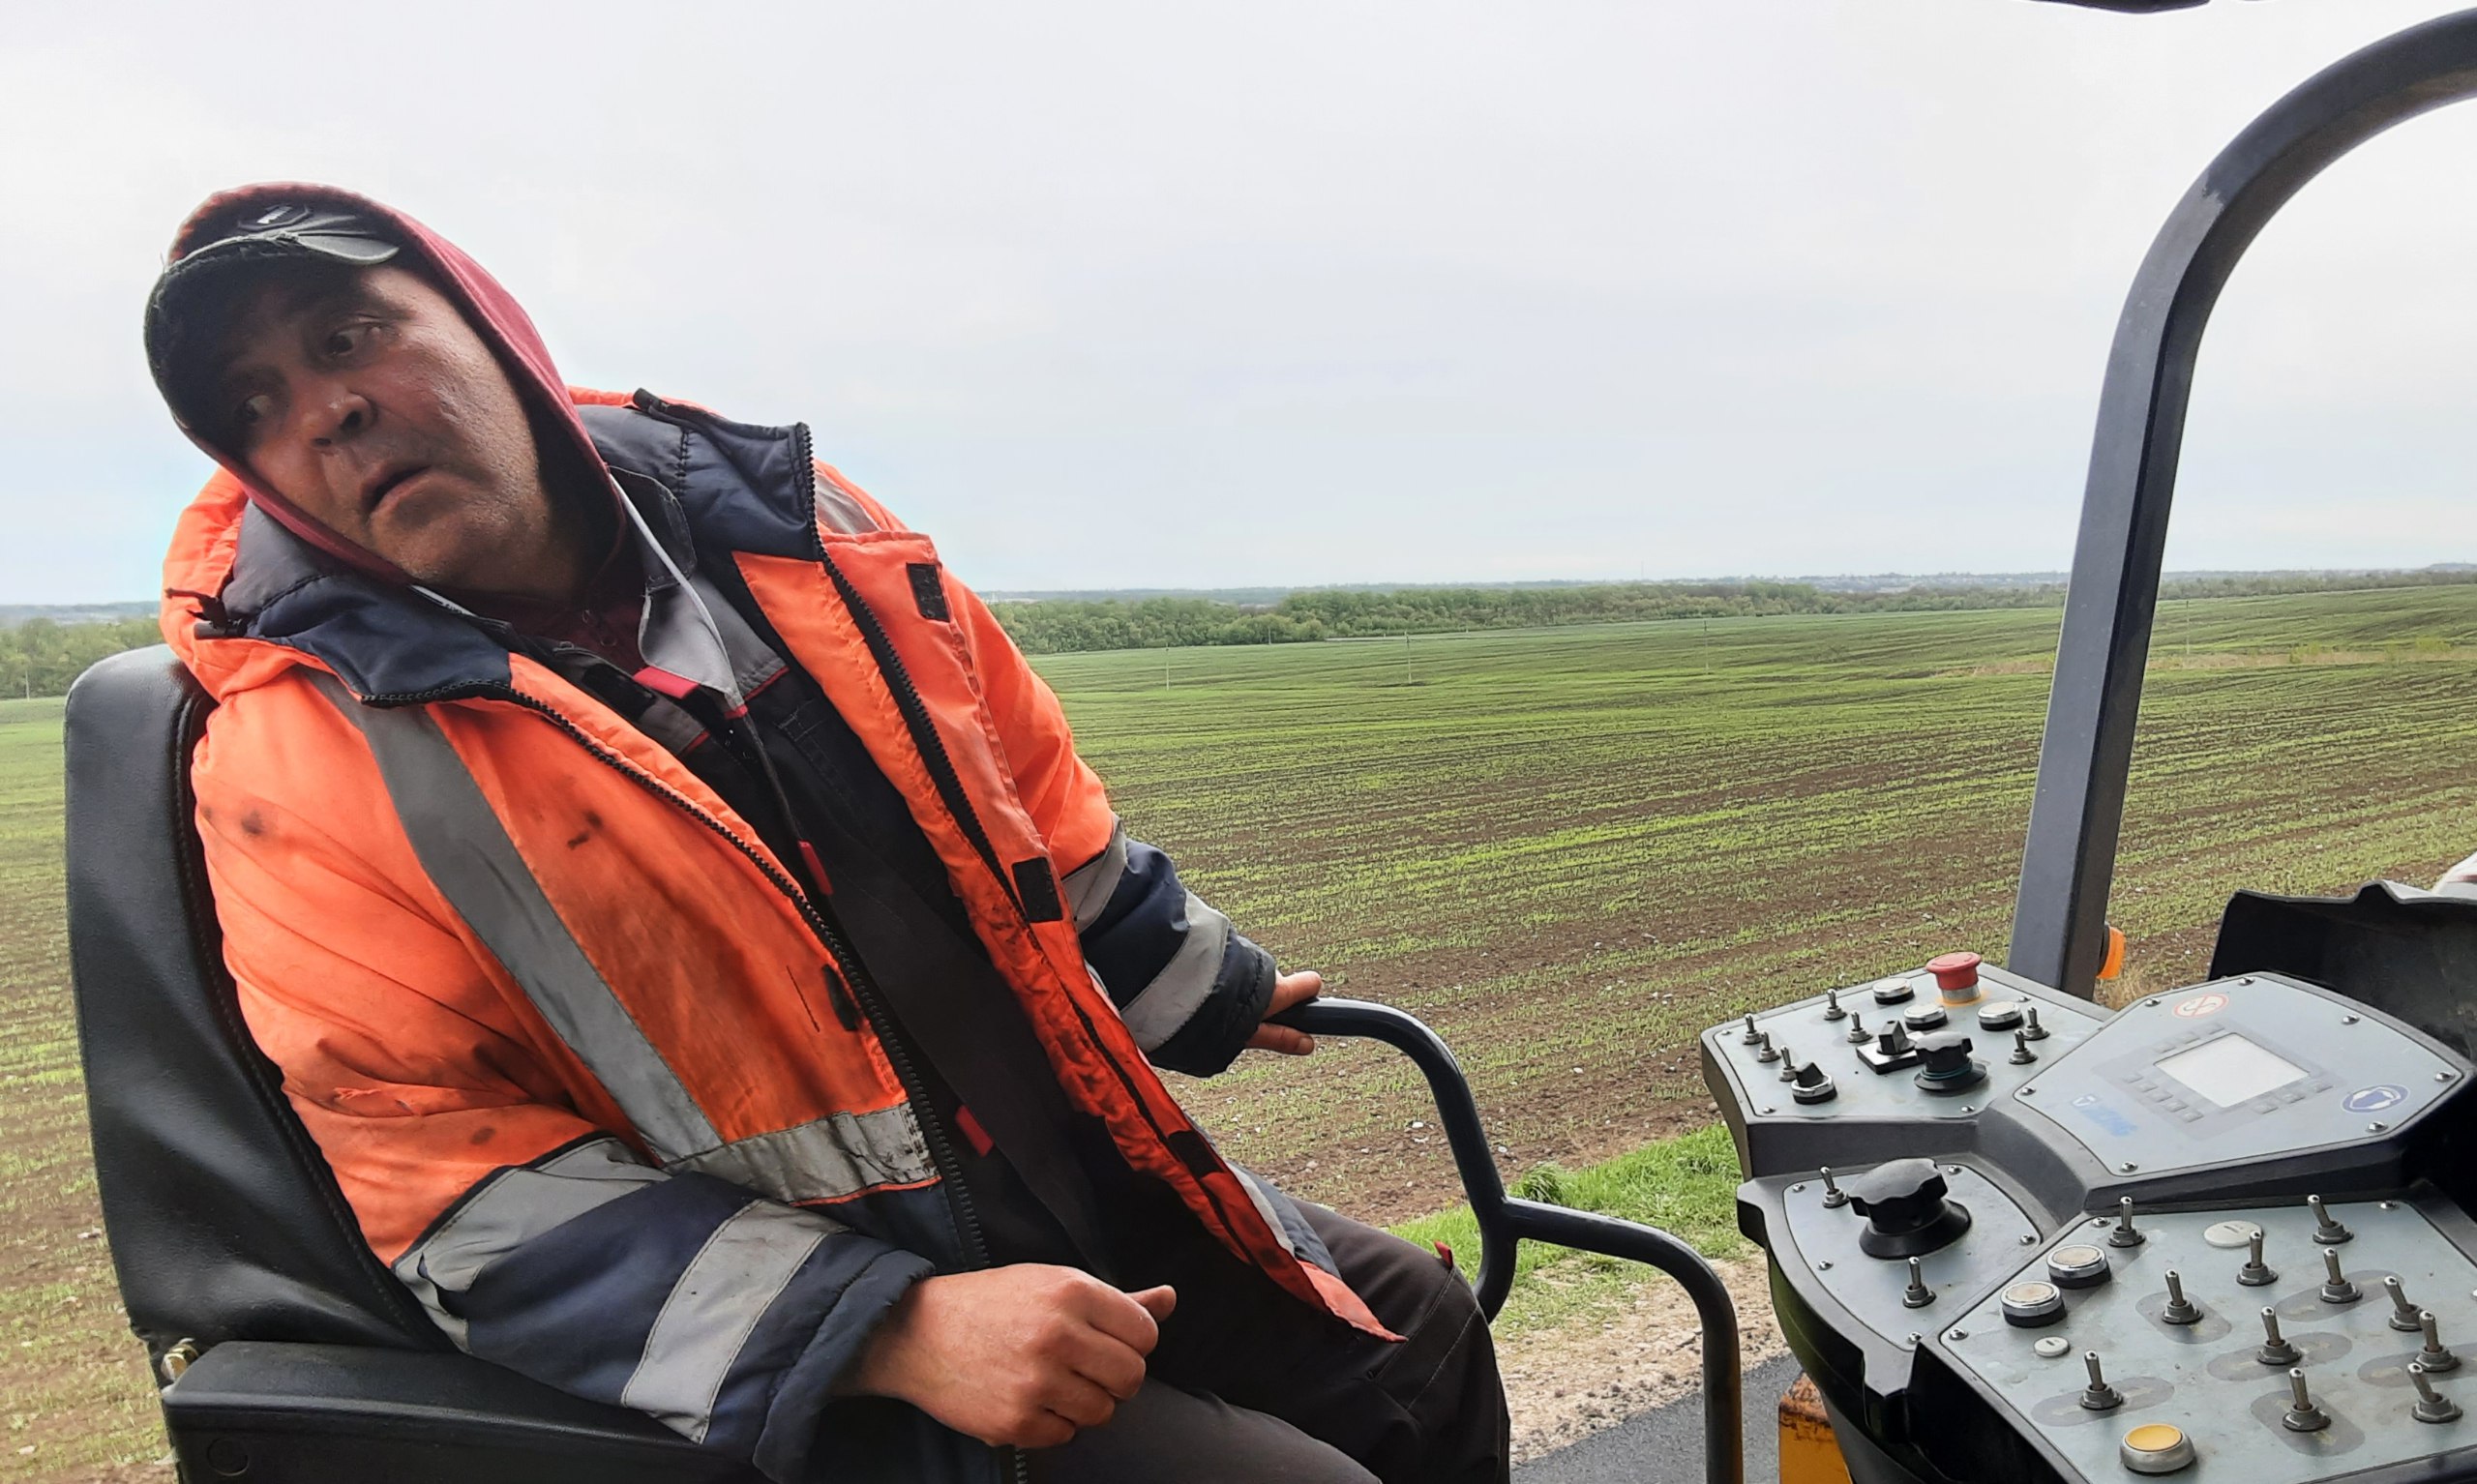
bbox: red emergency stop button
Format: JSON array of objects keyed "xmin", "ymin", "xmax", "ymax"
[{"xmin": 1928, "ymin": 951, "xmax": 1983, "ymax": 998}]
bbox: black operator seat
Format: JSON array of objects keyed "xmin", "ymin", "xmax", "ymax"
[{"xmin": 64, "ymin": 644, "xmax": 752, "ymax": 1484}]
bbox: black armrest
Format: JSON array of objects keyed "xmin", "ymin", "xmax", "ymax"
[{"xmin": 164, "ymin": 1341, "xmax": 760, "ymax": 1483}]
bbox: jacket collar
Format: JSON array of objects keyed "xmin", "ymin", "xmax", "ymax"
[{"xmin": 211, "ymin": 396, "xmax": 821, "ymax": 704}]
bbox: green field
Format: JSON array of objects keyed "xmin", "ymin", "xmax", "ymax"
[{"xmin": 7, "ymin": 588, "xmax": 2477, "ymax": 1477}]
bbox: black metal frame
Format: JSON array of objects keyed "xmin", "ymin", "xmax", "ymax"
[
  {"xmin": 1285, "ymin": 998, "xmax": 1744, "ymax": 1484},
  {"xmin": 2008, "ymin": 8, "xmax": 2477, "ymax": 997}
]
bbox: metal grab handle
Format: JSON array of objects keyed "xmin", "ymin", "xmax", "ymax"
[
  {"xmin": 2010, "ymin": 7, "xmax": 2477, "ymax": 997},
  {"xmin": 1280, "ymin": 996, "xmax": 1744, "ymax": 1484}
]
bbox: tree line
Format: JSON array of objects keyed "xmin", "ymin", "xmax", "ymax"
[{"xmin": 5, "ymin": 568, "xmax": 2473, "ymax": 695}]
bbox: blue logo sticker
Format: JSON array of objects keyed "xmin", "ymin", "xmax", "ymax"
[
  {"xmin": 2072, "ymin": 1093, "xmax": 2137, "ymax": 1137},
  {"xmin": 2343, "ymin": 1084, "xmax": 2407, "ymax": 1114}
]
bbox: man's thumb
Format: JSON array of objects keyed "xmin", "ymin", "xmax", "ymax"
[{"xmin": 1129, "ymin": 1285, "xmax": 1179, "ymax": 1321}]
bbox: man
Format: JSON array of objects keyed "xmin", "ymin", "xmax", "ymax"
[{"xmin": 143, "ymin": 186, "xmax": 1507, "ymax": 1484}]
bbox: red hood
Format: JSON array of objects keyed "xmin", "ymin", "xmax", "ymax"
[{"xmin": 161, "ymin": 182, "xmax": 612, "ymax": 585}]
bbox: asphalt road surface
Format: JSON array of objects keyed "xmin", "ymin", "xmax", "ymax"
[{"xmin": 1511, "ymin": 1352, "xmax": 1800, "ymax": 1484}]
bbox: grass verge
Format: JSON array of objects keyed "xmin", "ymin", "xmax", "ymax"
[{"xmin": 1390, "ymin": 1122, "xmax": 1747, "ymax": 1338}]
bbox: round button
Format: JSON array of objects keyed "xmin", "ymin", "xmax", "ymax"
[
  {"xmin": 1903, "ymin": 1003, "xmax": 1949, "ymax": 1031},
  {"xmin": 2119, "ymin": 1423, "xmax": 2194, "ymax": 1475},
  {"xmin": 2034, "ymin": 1336, "xmax": 2073, "ymax": 1359},
  {"xmin": 1872, "ymin": 975, "xmax": 1916, "ymax": 1006},
  {"xmin": 1928, "ymin": 951, "xmax": 1984, "ymax": 997},
  {"xmin": 1977, "ymin": 999, "xmax": 2023, "ymax": 1031},
  {"xmin": 2203, "ymin": 1220, "xmax": 2263, "ymax": 1250},
  {"xmin": 2001, "ymin": 1279, "xmax": 2066, "ymax": 1327},
  {"xmin": 2048, "ymin": 1244, "xmax": 2111, "ymax": 1290}
]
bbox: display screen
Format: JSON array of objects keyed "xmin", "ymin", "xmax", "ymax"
[{"xmin": 2156, "ymin": 1034, "xmax": 2307, "ymax": 1109}]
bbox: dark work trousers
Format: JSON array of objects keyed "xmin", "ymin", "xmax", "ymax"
[{"xmin": 1029, "ymin": 1202, "xmax": 1510, "ymax": 1484}]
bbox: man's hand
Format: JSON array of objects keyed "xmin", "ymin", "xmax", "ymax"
[
  {"xmin": 1246, "ymin": 968, "xmax": 1323, "ymax": 1055},
  {"xmin": 847, "ymin": 1265, "xmax": 1176, "ymax": 1448}
]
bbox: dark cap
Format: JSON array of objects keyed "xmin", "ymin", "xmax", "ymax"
[{"xmin": 144, "ymin": 197, "xmax": 403, "ymax": 436}]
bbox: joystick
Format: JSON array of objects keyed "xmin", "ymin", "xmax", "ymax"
[
  {"xmin": 1911, "ymin": 1032, "xmax": 1985, "ymax": 1095},
  {"xmin": 1789, "ymin": 1058, "xmax": 1837, "ymax": 1105},
  {"xmin": 1844, "ymin": 1159, "xmax": 1973, "ymax": 1260}
]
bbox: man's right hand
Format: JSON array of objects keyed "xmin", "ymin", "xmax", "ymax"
[{"xmin": 846, "ymin": 1264, "xmax": 1177, "ymax": 1449}]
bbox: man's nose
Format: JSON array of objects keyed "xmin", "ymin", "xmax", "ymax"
[{"xmin": 305, "ymin": 386, "xmax": 376, "ymax": 448}]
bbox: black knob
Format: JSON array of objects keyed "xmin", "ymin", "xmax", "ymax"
[
  {"xmin": 1845, "ymin": 1157, "xmax": 1974, "ymax": 1260},
  {"xmin": 1912, "ymin": 1032, "xmax": 1986, "ymax": 1095}
]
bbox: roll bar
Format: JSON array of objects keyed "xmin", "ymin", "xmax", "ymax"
[
  {"xmin": 2009, "ymin": 9, "xmax": 2477, "ymax": 997},
  {"xmin": 1283, "ymin": 997, "xmax": 1744, "ymax": 1484}
]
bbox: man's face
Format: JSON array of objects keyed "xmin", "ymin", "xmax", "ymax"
[{"xmin": 205, "ymin": 264, "xmax": 577, "ymax": 597}]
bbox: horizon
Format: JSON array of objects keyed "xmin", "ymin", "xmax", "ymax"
[{"xmin": 10, "ymin": 3, "xmax": 2477, "ymax": 605}]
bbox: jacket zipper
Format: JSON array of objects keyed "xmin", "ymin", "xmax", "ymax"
[{"xmin": 782, "ymin": 432, "xmax": 1261, "ymax": 1288}]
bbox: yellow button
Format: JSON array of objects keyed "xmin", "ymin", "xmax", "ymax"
[{"xmin": 2120, "ymin": 1423, "xmax": 2193, "ymax": 1475}]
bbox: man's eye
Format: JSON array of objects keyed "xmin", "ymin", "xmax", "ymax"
[
  {"xmin": 322, "ymin": 324, "xmax": 368, "ymax": 358},
  {"xmin": 232, "ymin": 392, "xmax": 274, "ymax": 430}
]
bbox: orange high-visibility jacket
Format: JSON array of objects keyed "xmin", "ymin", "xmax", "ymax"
[{"xmin": 152, "ymin": 185, "xmax": 1385, "ymax": 1484}]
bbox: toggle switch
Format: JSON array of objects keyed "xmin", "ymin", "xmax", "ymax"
[
  {"xmin": 2009, "ymin": 1028, "xmax": 2038, "ymax": 1065},
  {"xmin": 1902, "ymin": 1256, "xmax": 1934, "ymax": 1309},
  {"xmin": 2022, "ymin": 1005, "xmax": 2049, "ymax": 1042},
  {"xmin": 1754, "ymin": 1031, "xmax": 1780, "ymax": 1064},
  {"xmin": 2423, "ymin": 1311, "xmax": 2460, "ymax": 1374},
  {"xmin": 1821, "ymin": 988, "xmax": 1846, "ymax": 1022},
  {"xmin": 2319, "ymin": 1249, "xmax": 2361, "ymax": 1305},
  {"xmin": 2282, "ymin": 1369, "xmax": 2330, "ymax": 1433},
  {"xmin": 2256, "ymin": 1308, "xmax": 2300, "ymax": 1367},
  {"xmin": 1741, "ymin": 1014, "xmax": 1761, "ymax": 1045},
  {"xmin": 2387, "ymin": 1277, "xmax": 2425, "ymax": 1333},
  {"xmin": 2160, "ymin": 1270, "xmax": 2201, "ymax": 1325},
  {"xmin": 2308, "ymin": 1194, "xmax": 2352, "ymax": 1245},
  {"xmin": 1818, "ymin": 1168, "xmax": 1848, "ymax": 1209},
  {"xmin": 1845, "ymin": 1011, "xmax": 1871, "ymax": 1046},
  {"xmin": 2411, "ymin": 1361, "xmax": 2462, "ymax": 1424},
  {"xmin": 2079, "ymin": 1351, "xmax": 2124, "ymax": 1411},
  {"xmin": 1776, "ymin": 1043, "xmax": 1801, "ymax": 1082},
  {"xmin": 2107, "ymin": 1197, "xmax": 2146, "ymax": 1250},
  {"xmin": 2238, "ymin": 1231, "xmax": 2278, "ymax": 1288}
]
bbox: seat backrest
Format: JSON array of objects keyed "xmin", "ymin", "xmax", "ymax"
[{"xmin": 66, "ymin": 645, "xmax": 446, "ymax": 1369}]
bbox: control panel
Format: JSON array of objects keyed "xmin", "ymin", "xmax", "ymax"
[
  {"xmin": 1936, "ymin": 1197, "xmax": 2477, "ymax": 1482},
  {"xmin": 1707, "ymin": 953, "xmax": 2477, "ymax": 1484}
]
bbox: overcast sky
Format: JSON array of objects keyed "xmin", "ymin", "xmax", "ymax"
[{"xmin": 7, "ymin": 1, "xmax": 2475, "ymax": 604}]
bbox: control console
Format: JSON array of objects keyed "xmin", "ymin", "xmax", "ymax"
[{"xmin": 1704, "ymin": 956, "xmax": 2474, "ymax": 1483}]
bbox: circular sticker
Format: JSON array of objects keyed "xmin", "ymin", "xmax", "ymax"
[
  {"xmin": 2343, "ymin": 1084, "xmax": 2407, "ymax": 1114},
  {"xmin": 2172, "ymin": 993, "xmax": 2228, "ymax": 1019}
]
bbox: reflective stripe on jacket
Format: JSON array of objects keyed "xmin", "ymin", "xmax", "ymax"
[{"xmin": 160, "ymin": 388, "xmax": 1388, "ymax": 1483}]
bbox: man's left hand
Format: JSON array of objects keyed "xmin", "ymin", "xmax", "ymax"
[{"xmin": 1246, "ymin": 969, "xmax": 1323, "ymax": 1055}]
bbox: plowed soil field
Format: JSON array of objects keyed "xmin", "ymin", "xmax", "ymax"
[{"xmin": 7, "ymin": 586, "xmax": 2477, "ymax": 1478}]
